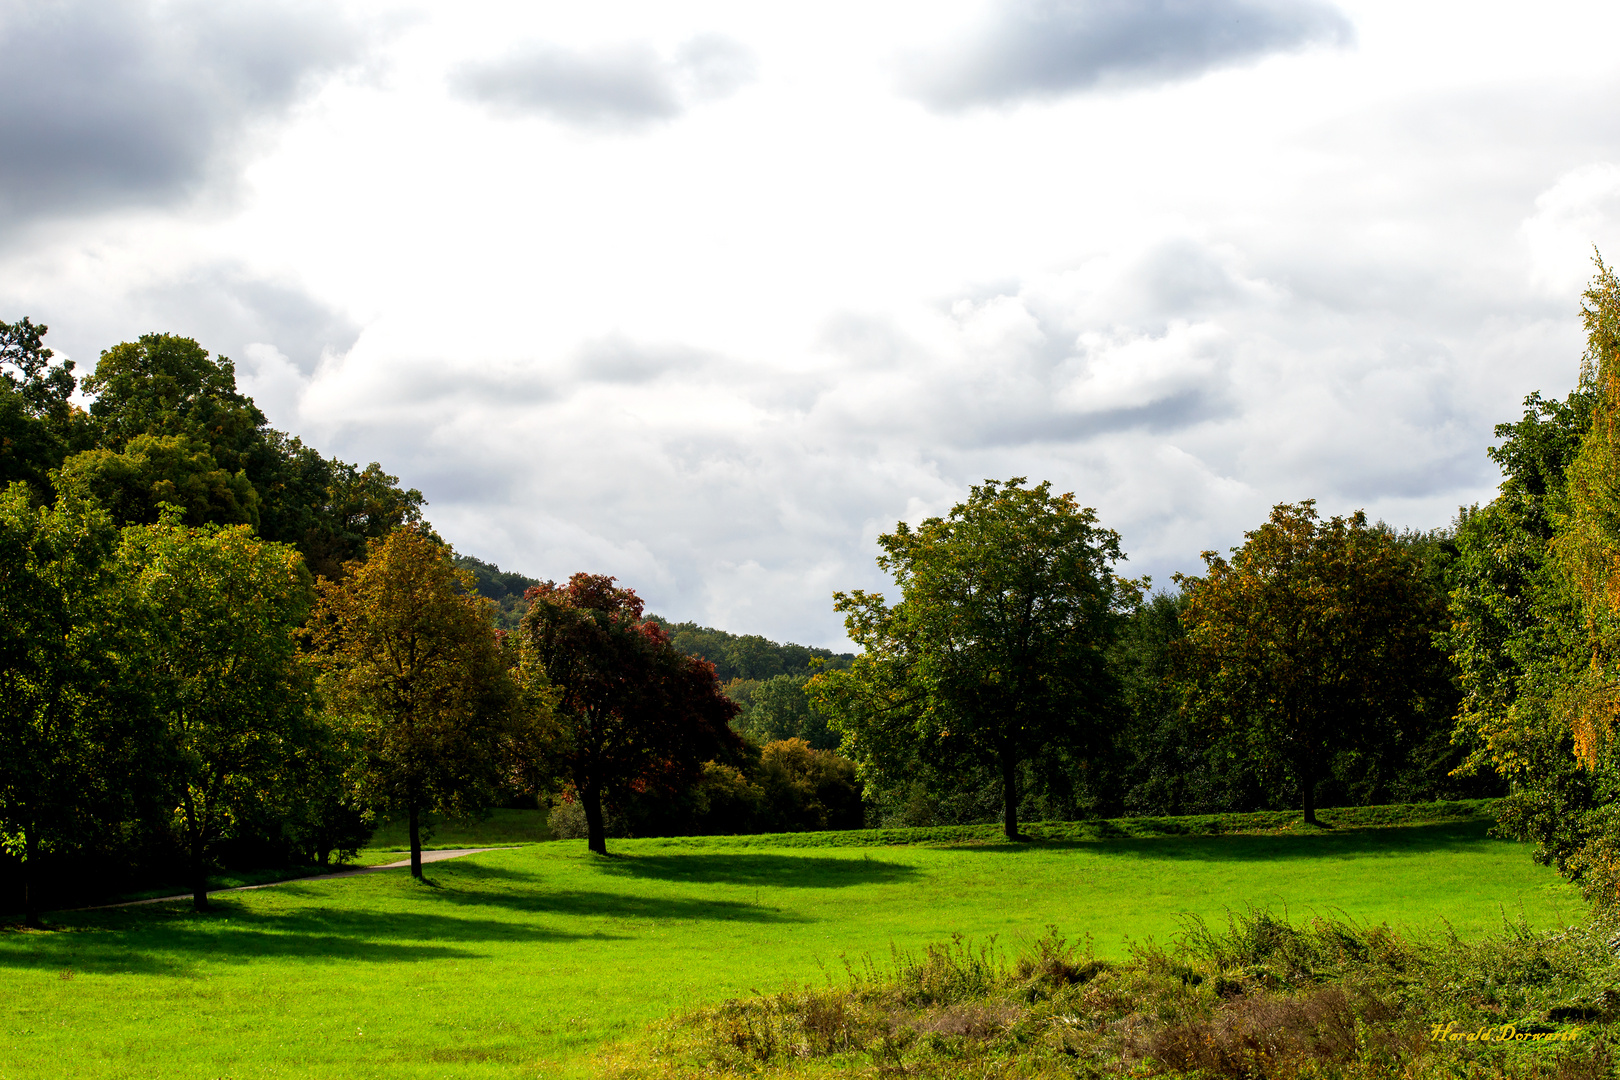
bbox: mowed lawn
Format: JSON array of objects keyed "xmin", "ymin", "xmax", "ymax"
[{"xmin": 0, "ymin": 820, "xmax": 1583, "ymax": 1079}]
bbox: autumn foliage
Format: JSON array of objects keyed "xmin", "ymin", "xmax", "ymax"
[{"xmin": 520, "ymin": 573, "xmax": 739, "ymax": 855}]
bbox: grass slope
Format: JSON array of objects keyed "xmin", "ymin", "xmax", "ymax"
[{"xmin": 0, "ymin": 817, "xmax": 1581, "ymax": 1078}]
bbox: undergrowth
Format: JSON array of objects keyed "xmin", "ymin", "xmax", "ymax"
[{"xmin": 600, "ymin": 908, "xmax": 1620, "ymax": 1079}]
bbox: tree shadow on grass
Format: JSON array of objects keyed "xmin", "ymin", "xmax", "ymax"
[
  {"xmin": 948, "ymin": 821, "xmax": 1503, "ymax": 863},
  {"xmin": 0, "ymin": 900, "xmax": 616, "ymax": 978},
  {"xmin": 587, "ymin": 852, "xmax": 920, "ymax": 888},
  {"xmin": 429, "ymin": 884, "xmax": 815, "ymax": 923},
  {"xmin": 0, "ymin": 861, "xmax": 810, "ymax": 977}
]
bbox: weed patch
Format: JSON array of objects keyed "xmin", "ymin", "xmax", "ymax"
[{"xmin": 603, "ymin": 912, "xmax": 1620, "ymax": 1079}]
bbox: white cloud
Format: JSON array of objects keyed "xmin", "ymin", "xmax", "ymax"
[
  {"xmin": 1523, "ymin": 163, "xmax": 1620, "ymax": 297},
  {"xmin": 2, "ymin": 0, "xmax": 1618, "ymax": 648}
]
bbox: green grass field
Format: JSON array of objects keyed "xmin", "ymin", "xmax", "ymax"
[{"xmin": 0, "ymin": 814, "xmax": 1583, "ymax": 1079}]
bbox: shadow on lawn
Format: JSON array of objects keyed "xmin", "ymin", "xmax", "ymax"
[
  {"xmin": 0, "ymin": 902, "xmax": 611, "ymax": 977},
  {"xmin": 0, "ymin": 863, "xmax": 809, "ymax": 977},
  {"xmin": 430, "ymin": 883, "xmax": 815, "ymax": 924},
  {"xmin": 954, "ymin": 821, "xmax": 1501, "ymax": 862},
  {"xmin": 589, "ymin": 852, "xmax": 920, "ymax": 888}
]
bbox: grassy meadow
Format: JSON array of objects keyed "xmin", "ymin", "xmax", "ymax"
[{"xmin": 0, "ymin": 810, "xmax": 1583, "ymax": 1078}]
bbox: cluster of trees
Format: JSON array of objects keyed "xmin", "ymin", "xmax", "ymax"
[
  {"xmin": 0, "ymin": 322, "xmax": 836, "ymax": 923},
  {"xmin": 0, "ymin": 324, "xmax": 436, "ymax": 923},
  {"xmin": 807, "ymin": 261, "xmax": 1620, "ymax": 872},
  {"xmin": 805, "ymin": 484, "xmax": 1476, "ymax": 839}
]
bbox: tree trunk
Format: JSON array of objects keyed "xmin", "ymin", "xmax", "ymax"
[
  {"xmin": 23, "ymin": 819, "xmax": 41, "ymax": 930},
  {"xmin": 582, "ymin": 786, "xmax": 608, "ymax": 855},
  {"xmin": 408, "ymin": 799, "xmax": 423, "ymax": 879},
  {"xmin": 182, "ymin": 792, "xmax": 210, "ymax": 912},
  {"xmin": 1000, "ymin": 737, "xmax": 1022, "ymax": 842}
]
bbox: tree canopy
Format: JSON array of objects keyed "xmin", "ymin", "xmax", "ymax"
[
  {"xmin": 1174, "ymin": 502, "xmax": 1446, "ymax": 824},
  {"xmin": 813, "ymin": 478, "xmax": 1133, "ymax": 840},
  {"xmin": 308, "ymin": 527, "xmax": 535, "ymax": 878},
  {"xmin": 520, "ymin": 574, "xmax": 739, "ymax": 855},
  {"xmin": 117, "ymin": 509, "xmax": 315, "ymax": 910}
]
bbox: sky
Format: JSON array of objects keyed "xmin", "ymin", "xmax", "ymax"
[{"xmin": 2, "ymin": 0, "xmax": 1619, "ymax": 649}]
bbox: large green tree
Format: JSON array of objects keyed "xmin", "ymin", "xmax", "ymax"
[
  {"xmin": 72, "ymin": 331, "xmax": 425, "ymax": 573},
  {"xmin": 308, "ymin": 527, "xmax": 534, "ymax": 877},
  {"xmin": 812, "ymin": 478, "xmax": 1132, "ymax": 841},
  {"xmin": 0, "ymin": 483, "xmax": 122, "ymax": 925},
  {"xmin": 1174, "ymin": 502, "xmax": 1445, "ymax": 824},
  {"xmin": 1486, "ymin": 257, "xmax": 1620, "ymax": 904},
  {"xmin": 118, "ymin": 510, "xmax": 316, "ymax": 910},
  {"xmin": 520, "ymin": 574, "xmax": 739, "ymax": 855}
]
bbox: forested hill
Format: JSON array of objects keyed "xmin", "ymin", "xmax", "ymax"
[
  {"xmin": 454, "ymin": 555, "xmax": 539, "ymax": 630},
  {"xmin": 454, "ymin": 556, "xmax": 854, "ymax": 676},
  {"xmin": 647, "ymin": 619, "xmax": 853, "ymax": 681}
]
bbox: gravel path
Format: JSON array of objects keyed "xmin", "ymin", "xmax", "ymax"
[{"xmin": 72, "ymin": 847, "xmax": 502, "ymax": 910}]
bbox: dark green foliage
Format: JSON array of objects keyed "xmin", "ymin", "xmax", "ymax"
[
  {"xmin": 650, "ymin": 618, "xmax": 853, "ymax": 682},
  {"xmin": 0, "ymin": 483, "xmax": 132, "ymax": 924},
  {"xmin": 64, "ymin": 331, "xmax": 425, "ymax": 577},
  {"xmin": 561, "ymin": 738, "xmax": 865, "ymax": 838},
  {"xmin": 0, "ymin": 319, "xmax": 448, "ymax": 909},
  {"xmin": 259, "ymin": 450, "xmax": 427, "ymax": 583},
  {"xmin": 1, "ymin": 317, "xmax": 76, "ymax": 425},
  {"xmin": 1112, "ymin": 590, "xmax": 1248, "ymax": 816},
  {"xmin": 1442, "ymin": 336, "xmax": 1614, "ymax": 894},
  {"xmin": 454, "ymin": 554, "xmax": 539, "ymax": 630},
  {"xmin": 0, "ymin": 318, "xmax": 84, "ymax": 495},
  {"xmin": 58, "ymin": 433, "xmax": 262, "ymax": 528},
  {"xmin": 735, "ymin": 674, "xmax": 840, "ymax": 750}
]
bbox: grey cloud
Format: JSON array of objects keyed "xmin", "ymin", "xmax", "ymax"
[
  {"xmin": 0, "ymin": 0, "xmax": 368, "ymax": 232},
  {"xmin": 452, "ymin": 35, "xmax": 755, "ymax": 129},
  {"xmin": 903, "ymin": 0, "xmax": 1354, "ymax": 110},
  {"xmin": 132, "ymin": 265, "xmax": 360, "ymax": 376},
  {"xmin": 573, "ymin": 336, "xmax": 716, "ymax": 384},
  {"xmin": 674, "ymin": 34, "xmax": 758, "ymax": 101}
]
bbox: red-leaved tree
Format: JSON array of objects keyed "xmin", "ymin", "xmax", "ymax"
[{"xmin": 520, "ymin": 573, "xmax": 738, "ymax": 855}]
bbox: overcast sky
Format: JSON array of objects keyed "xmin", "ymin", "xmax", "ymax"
[{"xmin": 3, "ymin": 0, "xmax": 1619, "ymax": 648}]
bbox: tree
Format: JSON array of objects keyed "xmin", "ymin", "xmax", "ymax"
[
  {"xmin": 308, "ymin": 526, "xmax": 532, "ymax": 878},
  {"xmin": 1174, "ymin": 501, "xmax": 1443, "ymax": 825},
  {"xmin": 117, "ymin": 509, "xmax": 315, "ymax": 911},
  {"xmin": 742, "ymin": 674, "xmax": 838, "ymax": 750},
  {"xmin": 1, "ymin": 317, "xmax": 77, "ymax": 430},
  {"xmin": 519, "ymin": 573, "xmax": 739, "ymax": 855},
  {"xmin": 0, "ymin": 318, "xmax": 83, "ymax": 495},
  {"xmin": 0, "ymin": 483, "xmax": 121, "ymax": 925},
  {"xmin": 82, "ymin": 334, "xmax": 264, "ymax": 465},
  {"xmin": 812, "ymin": 478, "xmax": 1132, "ymax": 841},
  {"xmin": 1491, "ymin": 256, "xmax": 1620, "ymax": 904},
  {"xmin": 57, "ymin": 433, "xmax": 261, "ymax": 528},
  {"xmin": 757, "ymin": 738, "xmax": 863, "ymax": 832},
  {"xmin": 74, "ymin": 332, "xmax": 425, "ymax": 573}
]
